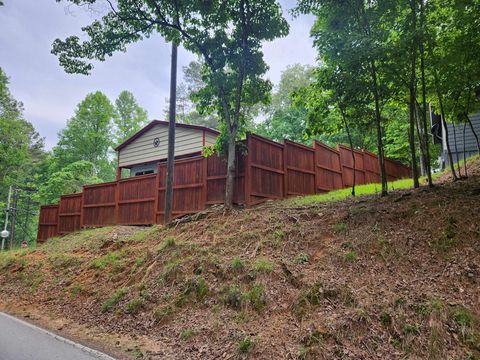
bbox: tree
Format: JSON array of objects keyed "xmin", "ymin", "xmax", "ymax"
[
  {"xmin": 52, "ymin": 91, "xmax": 115, "ymax": 180},
  {"xmin": 37, "ymin": 161, "xmax": 101, "ymax": 204},
  {"xmin": 296, "ymin": 0, "xmax": 396, "ymax": 196},
  {"xmin": 52, "ymin": 0, "xmax": 289, "ymax": 209},
  {"xmin": 113, "ymin": 90, "xmax": 148, "ymax": 145},
  {"xmin": 0, "ymin": 67, "xmax": 46, "ymax": 245},
  {"xmin": 256, "ymin": 64, "xmax": 314, "ymax": 144}
]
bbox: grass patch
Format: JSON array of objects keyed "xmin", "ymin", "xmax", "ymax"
[
  {"xmin": 231, "ymin": 256, "xmax": 245, "ymax": 272},
  {"xmin": 344, "ymin": 250, "xmax": 357, "ymax": 262},
  {"xmin": 243, "ymin": 284, "xmax": 267, "ymax": 312},
  {"xmin": 153, "ymin": 305, "xmax": 175, "ymax": 323},
  {"xmin": 91, "ymin": 250, "xmax": 129, "ymax": 274},
  {"xmin": 253, "ymin": 258, "xmax": 274, "ymax": 273},
  {"xmin": 156, "ymin": 236, "xmax": 176, "ymax": 254},
  {"xmin": 48, "ymin": 253, "xmax": 81, "ymax": 269},
  {"xmin": 101, "ymin": 288, "xmax": 127, "ymax": 313},
  {"xmin": 237, "ymin": 336, "xmax": 254, "ymax": 354},
  {"xmin": 287, "ymin": 178, "xmax": 415, "ymax": 206},
  {"xmin": 332, "ymin": 222, "xmax": 347, "ymax": 234},
  {"xmin": 125, "ymin": 297, "xmax": 145, "ymax": 314},
  {"xmin": 158, "ymin": 259, "xmax": 182, "ymax": 285},
  {"xmin": 180, "ymin": 328, "xmax": 195, "ymax": 340}
]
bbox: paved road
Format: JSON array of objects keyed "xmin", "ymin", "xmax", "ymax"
[{"xmin": 0, "ymin": 312, "xmax": 117, "ymax": 360}]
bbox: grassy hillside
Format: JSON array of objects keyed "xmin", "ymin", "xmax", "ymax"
[{"xmin": 0, "ymin": 161, "xmax": 479, "ymax": 359}]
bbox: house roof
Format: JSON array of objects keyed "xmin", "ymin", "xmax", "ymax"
[{"xmin": 114, "ymin": 120, "xmax": 220, "ymax": 151}]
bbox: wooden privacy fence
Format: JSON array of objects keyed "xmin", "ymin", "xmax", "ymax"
[{"xmin": 37, "ymin": 133, "xmax": 411, "ymax": 242}]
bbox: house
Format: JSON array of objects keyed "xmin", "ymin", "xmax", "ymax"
[
  {"xmin": 440, "ymin": 113, "xmax": 480, "ymax": 168},
  {"xmin": 114, "ymin": 120, "xmax": 219, "ymax": 178}
]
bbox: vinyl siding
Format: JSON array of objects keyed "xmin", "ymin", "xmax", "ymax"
[
  {"xmin": 443, "ymin": 112, "xmax": 480, "ymax": 166},
  {"xmin": 205, "ymin": 132, "xmax": 217, "ymax": 147},
  {"xmin": 118, "ymin": 124, "xmax": 217, "ymax": 167}
]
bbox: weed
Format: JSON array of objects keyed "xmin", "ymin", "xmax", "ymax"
[
  {"xmin": 253, "ymin": 258, "xmax": 274, "ymax": 273},
  {"xmin": 293, "ymin": 294, "xmax": 308, "ymax": 320},
  {"xmin": 434, "ymin": 217, "xmax": 457, "ymax": 252},
  {"xmin": 153, "ymin": 305, "xmax": 174, "ymax": 323},
  {"xmin": 159, "ymin": 259, "xmax": 182, "ymax": 285},
  {"xmin": 223, "ymin": 284, "xmax": 242, "ymax": 309},
  {"xmin": 380, "ymin": 312, "xmax": 392, "ymax": 327},
  {"xmin": 70, "ymin": 283, "xmax": 87, "ymax": 296},
  {"xmin": 403, "ymin": 323, "xmax": 420, "ymax": 335},
  {"xmin": 231, "ymin": 256, "xmax": 245, "ymax": 272},
  {"xmin": 302, "ymin": 329, "xmax": 324, "ymax": 347},
  {"xmin": 101, "ymin": 288, "xmax": 127, "ymax": 313},
  {"xmin": 344, "ymin": 250, "xmax": 357, "ymax": 262},
  {"xmin": 294, "ymin": 252, "xmax": 309, "ymax": 264},
  {"xmin": 0, "ymin": 255, "xmax": 26, "ymax": 270},
  {"xmin": 237, "ymin": 336, "xmax": 254, "ymax": 354},
  {"xmin": 273, "ymin": 229, "xmax": 285, "ymax": 240},
  {"xmin": 332, "ymin": 222, "xmax": 347, "ymax": 234},
  {"xmin": 243, "ymin": 284, "xmax": 266, "ymax": 312},
  {"xmin": 180, "ymin": 328, "xmax": 194, "ymax": 340},
  {"xmin": 177, "ymin": 276, "xmax": 209, "ymax": 306},
  {"xmin": 156, "ymin": 236, "xmax": 176, "ymax": 254},
  {"xmin": 125, "ymin": 297, "xmax": 145, "ymax": 315}
]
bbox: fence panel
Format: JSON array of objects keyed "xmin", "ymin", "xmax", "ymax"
[
  {"xmin": 58, "ymin": 193, "xmax": 82, "ymax": 234},
  {"xmin": 118, "ymin": 174, "xmax": 157, "ymax": 225},
  {"xmin": 314, "ymin": 141, "xmax": 343, "ymax": 192},
  {"xmin": 284, "ymin": 139, "xmax": 315, "ymax": 196},
  {"xmin": 338, "ymin": 145, "xmax": 366, "ymax": 187},
  {"xmin": 37, "ymin": 205, "xmax": 59, "ymax": 242},
  {"xmin": 156, "ymin": 156, "xmax": 206, "ymax": 223},
  {"xmin": 363, "ymin": 150, "xmax": 381, "ymax": 184},
  {"xmin": 247, "ymin": 134, "xmax": 285, "ymax": 204},
  {"xmin": 82, "ymin": 182, "xmax": 117, "ymax": 227}
]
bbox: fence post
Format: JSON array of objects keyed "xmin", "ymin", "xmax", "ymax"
[
  {"xmin": 153, "ymin": 164, "xmax": 161, "ymax": 224},
  {"xmin": 283, "ymin": 139, "xmax": 288, "ymax": 198},
  {"xmin": 202, "ymin": 156, "xmax": 208, "ymax": 210},
  {"xmin": 80, "ymin": 190, "xmax": 85, "ymax": 228},
  {"xmin": 244, "ymin": 133, "xmax": 252, "ymax": 206},
  {"xmin": 114, "ymin": 179, "xmax": 120, "ymax": 225}
]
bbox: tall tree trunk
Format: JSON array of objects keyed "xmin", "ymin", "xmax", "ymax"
[
  {"xmin": 431, "ymin": 68, "xmax": 457, "ymax": 179},
  {"xmin": 452, "ymin": 119, "xmax": 461, "ymax": 177},
  {"xmin": 465, "ymin": 113, "xmax": 480, "ymax": 155},
  {"xmin": 340, "ymin": 107, "xmax": 355, "ymax": 196},
  {"xmin": 370, "ymin": 60, "xmax": 388, "ymax": 196},
  {"xmin": 463, "ymin": 120, "xmax": 468, "ymax": 178},
  {"xmin": 225, "ymin": 129, "xmax": 237, "ymax": 209},
  {"xmin": 419, "ymin": 0, "xmax": 433, "ymax": 187},
  {"xmin": 164, "ymin": 42, "xmax": 178, "ymax": 224},
  {"xmin": 409, "ymin": 0, "xmax": 419, "ymax": 188}
]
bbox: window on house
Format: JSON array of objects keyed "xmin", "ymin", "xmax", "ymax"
[{"xmin": 134, "ymin": 170, "xmax": 154, "ymax": 176}]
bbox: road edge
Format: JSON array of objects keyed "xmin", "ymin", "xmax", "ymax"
[{"xmin": 0, "ymin": 311, "xmax": 117, "ymax": 360}]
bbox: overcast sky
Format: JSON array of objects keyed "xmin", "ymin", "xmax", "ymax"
[{"xmin": 0, "ymin": 0, "xmax": 317, "ymax": 150}]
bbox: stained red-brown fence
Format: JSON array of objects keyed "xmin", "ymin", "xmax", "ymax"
[
  {"xmin": 118, "ymin": 174, "xmax": 157, "ymax": 225},
  {"xmin": 246, "ymin": 134, "xmax": 285, "ymax": 205},
  {"xmin": 284, "ymin": 140, "xmax": 316, "ymax": 196},
  {"xmin": 314, "ymin": 140, "xmax": 343, "ymax": 193},
  {"xmin": 37, "ymin": 205, "xmax": 59, "ymax": 242},
  {"xmin": 58, "ymin": 193, "xmax": 82, "ymax": 234},
  {"xmin": 82, "ymin": 181, "xmax": 117, "ymax": 227},
  {"xmin": 38, "ymin": 132, "xmax": 411, "ymax": 241}
]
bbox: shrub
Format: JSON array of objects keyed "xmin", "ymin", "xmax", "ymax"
[{"xmin": 101, "ymin": 288, "xmax": 127, "ymax": 313}]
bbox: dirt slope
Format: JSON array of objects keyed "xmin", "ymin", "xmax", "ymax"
[{"xmin": 0, "ymin": 165, "xmax": 479, "ymax": 359}]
